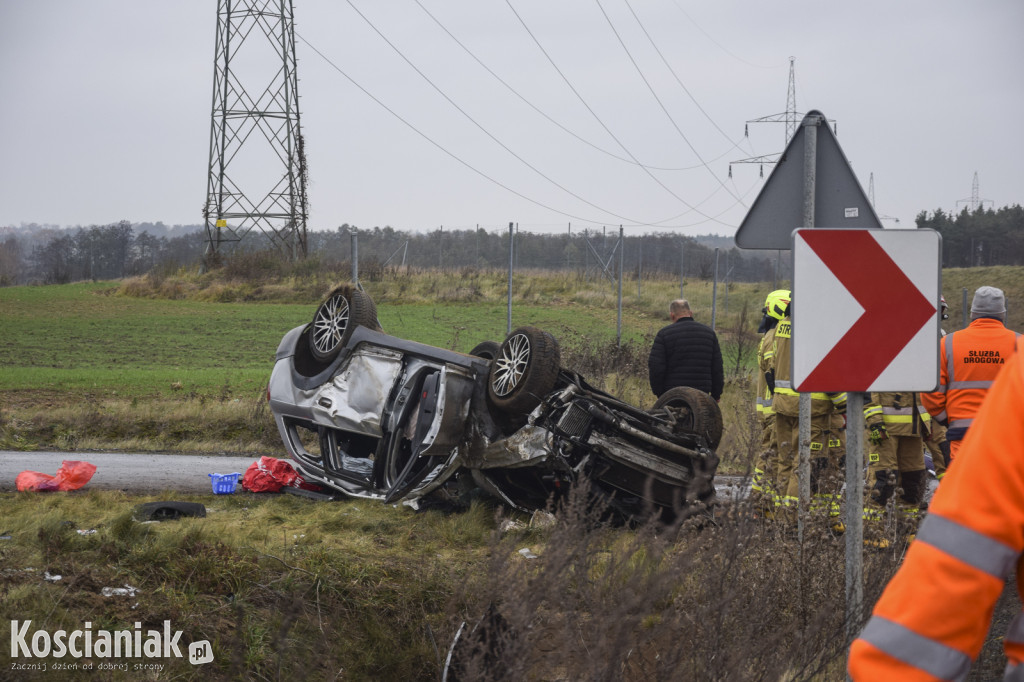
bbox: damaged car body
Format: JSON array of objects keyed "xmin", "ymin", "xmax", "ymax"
[{"xmin": 267, "ymin": 285, "xmax": 722, "ymax": 517}]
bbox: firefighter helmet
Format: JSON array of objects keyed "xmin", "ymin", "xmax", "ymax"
[{"xmin": 763, "ymin": 289, "xmax": 791, "ymax": 321}]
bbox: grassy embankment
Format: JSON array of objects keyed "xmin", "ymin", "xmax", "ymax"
[
  {"xmin": 2, "ymin": 263, "xmax": 1022, "ymax": 679},
  {"xmin": 0, "ymin": 268, "xmax": 772, "ymax": 467}
]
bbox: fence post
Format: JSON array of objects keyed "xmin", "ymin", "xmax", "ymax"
[
  {"xmin": 711, "ymin": 247, "xmax": 719, "ymax": 331},
  {"xmin": 507, "ymin": 223, "xmax": 514, "ymax": 335},
  {"xmin": 617, "ymin": 226, "xmax": 624, "ymax": 346}
]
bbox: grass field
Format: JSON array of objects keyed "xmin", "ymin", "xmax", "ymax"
[
  {"xmin": 0, "ymin": 273, "xmax": 767, "ymax": 458},
  {"xmin": 3, "ymin": 265, "xmax": 1022, "ymax": 679}
]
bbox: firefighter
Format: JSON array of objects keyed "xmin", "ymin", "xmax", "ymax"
[
  {"xmin": 862, "ymin": 392, "xmax": 931, "ymax": 513},
  {"xmin": 768, "ymin": 299, "xmax": 847, "ymax": 512},
  {"xmin": 751, "ymin": 289, "xmax": 790, "ymax": 512},
  {"xmin": 848, "ymin": 338, "xmax": 1024, "ymax": 679},
  {"xmin": 921, "ymin": 286, "xmax": 1020, "ymax": 463}
]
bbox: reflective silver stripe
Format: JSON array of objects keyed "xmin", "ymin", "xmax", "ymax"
[
  {"xmin": 934, "ymin": 410, "xmax": 948, "ymax": 422},
  {"xmin": 950, "ymin": 380, "xmax": 994, "ymax": 390},
  {"xmin": 776, "ymin": 380, "xmax": 792, "ymax": 389},
  {"xmin": 1005, "ymin": 610, "xmax": 1024, "ymax": 645},
  {"xmin": 948, "ymin": 418, "xmax": 973, "ymax": 430},
  {"xmin": 934, "ymin": 383, "xmax": 947, "ymax": 393},
  {"xmin": 1005, "ymin": 662, "xmax": 1024, "ymax": 681},
  {"xmin": 883, "ymin": 406, "xmax": 915, "ymax": 416},
  {"xmin": 917, "ymin": 515, "xmax": 1019, "ymax": 579},
  {"xmin": 946, "ymin": 333, "xmax": 955, "ymax": 382},
  {"xmin": 859, "ymin": 616, "xmax": 971, "ymax": 681}
]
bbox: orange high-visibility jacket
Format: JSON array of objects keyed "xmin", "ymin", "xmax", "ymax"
[
  {"xmin": 921, "ymin": 318, "xmax": 1020, "ymax": 444},
  {"xmin": 849, "ymin": 339, "xmax": 1024, "ymax": 680}
]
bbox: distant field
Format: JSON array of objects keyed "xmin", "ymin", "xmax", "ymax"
[{"xmin": 0, "ymin": 280, "xmax": 748, "ymax": 398}]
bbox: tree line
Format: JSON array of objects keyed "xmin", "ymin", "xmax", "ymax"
[
  {"xmin": 2, "ymin": 204, "xmax": 1019, "ymax": 287},
  {"xmin": 915, "ymin": 204, "xmax": 1024, "ymax": 268}
]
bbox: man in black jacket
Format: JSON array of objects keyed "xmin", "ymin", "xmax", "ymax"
[{"xmin": 648, "ymin": 299, "xmax": 723, "ymax": 401}]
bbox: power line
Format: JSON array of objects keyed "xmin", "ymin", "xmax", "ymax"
[
  {"xmin": 503, "ymin": 0, "xmax": 732, "ymax": 226},
  {"xmin": 594, "ymin": 0, "xmax": 744, "ymax": 206},
  {"xmin": 412, "ymin": 0, "xmax": 725, "ymax": 173},
  {"xmin": 297, "ymin": 32, "xmax": 752, "ymax": 229},
  {"xmin": 346, "ymin": 0, "xmax": 704, "ymax": 227}
]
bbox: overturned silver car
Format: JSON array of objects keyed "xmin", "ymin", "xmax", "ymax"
[{"xmin": 267, "ymin": 285, "xmax": 722, "ymax": 517}]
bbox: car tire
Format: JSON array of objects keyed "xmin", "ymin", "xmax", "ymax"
[
  {"xmin": 308, "ymin": 285, "xmax": 380, "ymax": 363},
  {"xmin": 487, "ymin": 327, "xmax": 560, "ymax": 414},
  {"xmin": 651, "ymin": 386, "xmax": 723, "ymax": 450},
  {"xmin": 469, "ymin": 341, "xmax": 501, "ymax": 360}
]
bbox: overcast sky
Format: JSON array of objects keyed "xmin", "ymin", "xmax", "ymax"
[{"xmin": 1, "ymin": 1, "xmax": 1021, "ymax": 238}]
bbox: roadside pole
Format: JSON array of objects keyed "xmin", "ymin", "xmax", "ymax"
[
  {"xmin": 617, "ymin": 226, "xmax": 624, "ymax": 346},
  {"xmin": 711, "ymin": 248, "xmax": 719, "ymax": 331},
  {"xmin": 350, "ymin": 228, "xmax": 359, "ymax": 286},
  {"xmin": 507, "ymin": 222, "xmax": 513, "ymax": 336},
  {"xmin": 797, "ymin": 115, "xmax": 819, "ymax": 542},
  {"xmin": 845, "ymin": 391, "xmax": 865, "ymax": 639}
]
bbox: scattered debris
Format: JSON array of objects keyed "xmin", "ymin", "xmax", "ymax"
[
  {"xmin": 529, "ymin": 510, "xmax": 556, "ymax": 529},
  {"xmin": 16, "ymin": 460, "xmax": 97, "ymax": 492},
  {"xmin": 518, "ymin": 548, "xmax": 538, "ymax": 559},
  {"xmin": 102, "ymin": 584, "xmax": 141, "ymax": 597},
  {"xmin": 43, "ymin": 571, "xmax": 62, "ymax": 582},
  {"xmin": 499, "ymin": 519, "xmax": 527, "ymax": 535},
  {"xmin": 76, "ymin": 529, "xmax": 97, "ymax": 536},
  {"xmin": 133, "ymin": 501, "xmax": 207, "ymax": 522}
]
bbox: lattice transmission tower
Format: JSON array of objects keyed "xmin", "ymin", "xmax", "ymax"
[
  {"xmin": 956, "ymin": 171, "xmax": 993, "ymax": 212},
  {"xmin": 202, "ymin": 0, "xmax": 308, "ymax": 267}
]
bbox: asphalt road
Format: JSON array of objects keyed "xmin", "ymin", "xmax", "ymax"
[
  {"xmin": 0, "ymin": 450, "xmax": 752, "ymax": 498},
  {"xmin": 0, "ymin": 451, "xmax": 260, "ymax": 494}
]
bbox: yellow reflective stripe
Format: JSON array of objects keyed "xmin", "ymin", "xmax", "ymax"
[
  {"xmin": 810, "ymin": 392, "xmax": 830, "ymax": 400},
  {"xmin": 882, "ymin": 415, "xmax": 915, "ymax": 423},
  {"xmin": 864, "ymin": 406, "xmax": 883, "ymax": 418},
  {"xmin": 828, "ymin": 438, "xmax": 841, "ymax": 447}
]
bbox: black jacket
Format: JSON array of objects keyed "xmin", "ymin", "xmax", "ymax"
[{"xmin": 648, "ymin": 317, "xmax": 724, "ymax": 399}]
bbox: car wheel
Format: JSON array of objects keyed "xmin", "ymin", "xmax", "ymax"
[
  {"xmin": 487, "ymin": 327, "xmax": 560, "ymax": 414},
  {"xmin": 308, "ymin": 285, "xmax": 380, "ymax": 363},
  {"xmin": 469, "ymin": 341, "xmax": 501, "ymax": 360},
  {"xmin": 651, "ymin": 386, "xmax": 723, "ymax": 450}
]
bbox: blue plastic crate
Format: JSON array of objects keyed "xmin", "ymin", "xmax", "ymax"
[{"xmin": 209, "ymin": 472, "xmax": 241, "ymax": 495}]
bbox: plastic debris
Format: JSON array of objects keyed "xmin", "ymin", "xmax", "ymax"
[
  {"xmin": 16, "ymin": 460, "xmax": 97, "ymax": 492},
  {"xmin": 518, "ymin": 548, "xmax": 538, "ymax": 559},
  {"xmin": 76, "ymin": 529, "xmax": 97, "ymax": 536},
  {"xmin": 102, "ymin": 584, "xmax": 141, "ymax": 597},
  {"xmin": 43, "ymin": 571, "xmax": 62, "ymax": 582}
]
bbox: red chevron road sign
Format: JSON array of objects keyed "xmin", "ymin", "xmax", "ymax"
[{"xmin": 792, "ymin": 228, "xmax": 941, "ymax": 392}]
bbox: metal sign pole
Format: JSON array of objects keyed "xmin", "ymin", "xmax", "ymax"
[
  {"xmin": 797, "ymin": 115, "xmax": 819, "ymax": 542},
  {"xmin": 845, "ymin": 391, "xmax": 865, "ymax": 640}
]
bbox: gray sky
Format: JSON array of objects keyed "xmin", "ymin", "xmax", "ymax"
[{"xmin": 1, "ymin": 1, "xmax": 1021, "ymax": 237}]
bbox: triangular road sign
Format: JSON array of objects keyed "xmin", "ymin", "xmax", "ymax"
[{"xmin": 735, "ymin": 110, "xmax": 882, "ymax": 250}]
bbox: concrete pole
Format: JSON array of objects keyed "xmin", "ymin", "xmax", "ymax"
[
  {"xmin": 350, "ymin": 228, "xmax": 358, "ymax": 285},
  {"xmin": 712, "ymin": 248, "xmax": 719, "ymax": 331},
  {"xmin": 962, "ymin": 287, "xmax": 969, "ymax": 330},
  {"xmin": 798, "ymin": 114, "xmax": 819, "ymax": 543},
  {"xmin": 680, "ymin": 241, "xmax": 685, "ymax": 298},
  {"xmin": 617, "ymin": 226, "xmax": 624, "ymax": 346},
  {"xmin": 507, "ymin": 223, "xmax": 514, "ymax": 335}
]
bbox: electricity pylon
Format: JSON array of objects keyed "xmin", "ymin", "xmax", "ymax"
[
  {"xmin": 956, "ymin": 172, "xmax": 993, "ymax": 212},
  {"xmin": 202, "ymin": 0, "xmax": 308, "ymax": 268}
]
